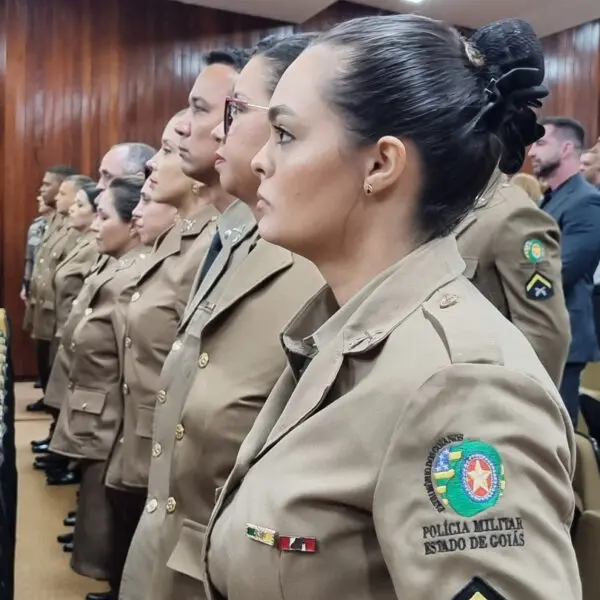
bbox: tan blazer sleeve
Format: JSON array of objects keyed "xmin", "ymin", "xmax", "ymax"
[
  {"xmin": 492, "ymin": 204, "xmax": 571, "ymax": 384},
  {"xmin": 373, "ymin": 364, "xmax": 579, "ymax": 600}
]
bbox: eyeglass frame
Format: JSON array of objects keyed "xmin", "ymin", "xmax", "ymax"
[{"xmin": 223, "ymin": 96, "xmax": 269, "ymax": 137}]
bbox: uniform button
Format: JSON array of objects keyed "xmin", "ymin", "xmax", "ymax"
[
  {"xmin": 439, "ymin": 294, "xmax": 459, "ymax": 309},
  {"xmin": 140, "ymin": 253, "xmax": 147, "ymax": 259},
  {"xmin": 198, "ymin": 353, "xmax": 209, "ymax": 368},
  {"xmin": 119, "ymin": 437, "xmax": 124, "ymax": 444},
  {"xmin": 81, "ymin": 402, "xmax": 88, "ymax": 410},
  {"xmin": 84, "ymin": 308, "xmax": 92, "ymax": 316},
  {"xmin": 68, "ymin": 381, "xmax": 74, "ymax": 391},
  {"xmin": 122, "ymin": 383, "xmax": 130, "ymax": 395},
  {"xmin": 152, "ymin": 442, "xmax": 162, "ymax": 458},
  {"xmin": 70, "ymin": 342, "xmax": 75, "ymax": 351},
  {"xmin": 52, "ymin": 251, "xmax": 57, "ymax": 257},
  {"xmin": 73, "ymin": 299, "xmax": 78, "ymax": 306},
  {"xmin": 125, "ymin": 337, "xmax": 132, "ymax": 348},
  {"xmin": 131, "ymin": 292, "xmax": 141, "ymax": 302},
  {"xmin": 40, "ymin": 259, "xmax": 45, "ymax": 264},
  {"xmin": 157, "ymin": 389, "xmax": 166, "ymax": 404},
  {"xmin": 58, "ymin": 344, "xmax": 64, "ymax": 352},
  {"xmin": 166, "ymin": 497, "xmax": 177, "ymax": 513},
  {"xmin": 146, "ymin": 498, "xmax": 158, "ymax": 513},
  {"xmin": 171, "ymin": 340, "xmax": 182, "ymax": 352},
  {"xmin": 175, "ymin": 424, "xmax": 185, "ymax": 441}
]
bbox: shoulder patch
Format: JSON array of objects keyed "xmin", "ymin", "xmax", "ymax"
[
  {"xmin": 452, "ymin": 577, "xmax": 507, "ymax": 600},
  {"xmin": 525, "ymin": 272, "xmax": 554, "ymax": 301},
  {"xmin": 523, "ymin": 238, "xmax": 544, "ymax": 263}
]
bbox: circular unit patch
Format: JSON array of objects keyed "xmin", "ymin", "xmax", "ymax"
[
  {"xmin": 523, "ymin": 239, "xmax": 544, "ymax": 263},
  {"xmin": 430, "ymin": 439, "xmax": 505, "ymax": 518}
]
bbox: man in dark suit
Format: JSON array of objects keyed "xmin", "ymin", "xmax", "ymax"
[{"xmin": 529, "ymin": 117, "xmax": 600, "ymax": 425}]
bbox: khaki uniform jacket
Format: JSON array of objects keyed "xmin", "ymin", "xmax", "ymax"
[
  {"xmin": 53, "ymin": 230, "xmax": 99, "ymax": 339},
  {"xmin": 31, "ymin": 214, "xmax": 78, "ymax": 340},
  {"xmin": 48, "ymin": 246, "xmax": 149, "ymax": 460},
  {"xmin": 105, "ymin": 205, "xmax": 217, "ymax": 490},
  {"xmin": 455, "ymin": 181, "xmax": 571, "ymax": 385},
  {"xmin": 120, "ymin": 200, "xmax": 325, "ymax": 600},
  {"xmin": 202, "ymin": 235, "xmax": 580, "ymax": 600}
]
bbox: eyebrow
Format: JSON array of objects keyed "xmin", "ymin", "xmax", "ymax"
[
  {"xmin": 190, "ymin": 95, "xmax": 208, "ymax": 108},
  {"xmin": 268, "ymin": 105, "xmax": 296, "ymax": 123}
]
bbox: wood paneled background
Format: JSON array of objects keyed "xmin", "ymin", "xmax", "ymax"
[{"xmin": 0, "ymin": 0, "xmax": 599, "ymax": 377}]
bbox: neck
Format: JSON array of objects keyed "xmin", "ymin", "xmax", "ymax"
[
  {"xmin": 316, "ymin": 228, "xmax": 417, "ymax": 306},
  {"xmin": 197, "ymin": 181, "xmax": 235, "ymax": 214},
  {"xmin": 177, "ymin": 192, "xmax": 209, "ymax": 219},
  {"xmin": 115, "ymin": 238, "xmax": 140, "ymax": 259},
  {"xmin": 546, "ymin": 160, "xmax": 579, "ymax": 190}
]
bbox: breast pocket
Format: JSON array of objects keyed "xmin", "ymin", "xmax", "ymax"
[
  {"xmin": 463, "ymin": 257, "xmax": 479, "ymax": 281},
  {"xmin": 166, "ymin": 519, "xmax": 207, "ymax": 582},
  {"xmin": 135, "ymin": 404, "xmax": 155, "ymax": 440},
  {"xmin": 68, "ymin": 387, "xmax": 107, "ymax": 435}
]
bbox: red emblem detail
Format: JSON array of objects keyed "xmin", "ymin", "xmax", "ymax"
[{"xmin": 464, "ymin": 456, "xmax": 494, "ymax": 499}]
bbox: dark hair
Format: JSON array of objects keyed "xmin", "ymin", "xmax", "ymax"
[
  {"xmin": 539, "ymin": 117, "xmax": 585, "ymax": 150},
  {"xmin": 46, "ymin": 165, "xmax": 78, "ymax": 180},
  {"xmin": 317, "ymin": 15, "xmax": 547, "ymax": 238},
  {"xmin": 253, "ymin": 33, "xmax": 319, "ymax": 96},
  {"xmin": 78, "ymin": 181, "xmax": 102, "ymax": 212},
  {"xmin": 65, "ymin": 174, "xmax": 95, "ymax": 191},
  {"xmin": 107, "ymin": 176, "xmax": 144, "ymax": 223},
  {"xmin": 202, "ymin": 47, "xmax": 251, "ymax": 72},
  {"xmin": 112, "ymin": 143, "xmax": 157, "ymax": 175}
]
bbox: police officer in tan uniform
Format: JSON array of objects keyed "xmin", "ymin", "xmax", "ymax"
[
  {"xmin": 103, "ymin": 114, "xmax": 217, "ymax": 597},
  {"xmin": 455, "ymin": 176, "xmax": 571, "ymax": 384},
  {"xmin": 121, "ymin": 39, "xmax": 324, "ymax": 600},
  {"xmin": 26, "ymin": 164, "xmax": 77, "ymax": 411},
  {"xmin": 48, "ymin": 178, "xmax": 149, "ymax": 598},
  {"xmin": 202, "ymin": 17, "xmax": 581, "ymax": 600}
]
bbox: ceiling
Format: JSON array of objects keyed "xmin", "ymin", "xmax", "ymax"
[{"xmin": 171, "ymin": 0, "xmax": 600, "ymax": 37}]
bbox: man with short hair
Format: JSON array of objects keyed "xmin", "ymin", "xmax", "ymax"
[
  {"xmin": 98, "ymin": 143, "xmax": 156, "ymax": 189},
  {"xmin": 529, "ymin": 117, "xmax": 600, "ymax": 424},
  {"xmin": 580, "ymin": 147, "xmax": 600, "ymax": 189},
  {"xmin": 26, "ymin": 165, "xmax": 77, "ymax": 412}
]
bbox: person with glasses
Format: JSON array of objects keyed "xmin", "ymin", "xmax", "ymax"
[
  {"xmin": 201, "ymin": 17, "xmax": 580, "ymax": 600},
  {"xmin": 121, "ymin": 36, "xmax": 324, "ymax": 600}
]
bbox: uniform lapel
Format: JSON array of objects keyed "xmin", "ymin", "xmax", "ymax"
[
  {"xmin": 139, "ymin": 224, "xmax": 181, "ymax": 284},
  {"xmin": 56, "ymin": 231, "xmax": 95, "ymax": 270},
  {"xmin": 205, "ymin": 240, "xmax": 293, "ymax": 327},
  {"xmin": 544, "ymin": 175, "xmax": 579, "ymax": 219},
  {"xmin": 453, "ymin": 210, "xmax": 478, "ymax": 238}
]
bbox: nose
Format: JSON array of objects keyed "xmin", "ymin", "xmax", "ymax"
[
  {"xmin": 175, "ymin": 115, "xmax": 191, "ymax": 138},
  {"xmin": 146, "ymin": 158, "xmax": 157, "ymax": 174},
  {"xmin": 90, "ymin": 214, "xmax": 101, "ymax": 232},
  {"xmin": 251, "ymin": 140, "xmax": 271, "ymax": 180},
  {"xmin": 211, "ymin": 120, "xmax": 225, "ymax": 145},
  {"xmin": 132, "ymin": 198, "xmax": 144, "ymax": 220}
]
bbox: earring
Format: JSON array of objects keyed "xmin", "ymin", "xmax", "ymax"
[
  {"xmin": 191, "ymin": 182, "xmax": 201, "ymax": 195},
  {"xmin": 364, "ymin": 183, "xmax": 373, "ymax": 195}
]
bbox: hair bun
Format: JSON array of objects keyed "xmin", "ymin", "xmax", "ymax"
[{"xmin": 470, "ymin": 19, "xmax": 548, "ymax": 174}]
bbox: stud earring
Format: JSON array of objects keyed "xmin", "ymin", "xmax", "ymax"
[
  {"xmin": 364, "ymin": 184, "xmax": 373, "ymax": 195},
  {"xmin": 191, "ymin": 182, "xmax": 201, "ymax": 195}
]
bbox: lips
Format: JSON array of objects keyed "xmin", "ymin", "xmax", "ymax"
[{"xmin": 215, "ymin": 152, "xmax": 225, "ymax": 166}]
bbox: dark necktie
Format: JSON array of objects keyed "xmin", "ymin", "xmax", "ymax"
[
  {"xmin": 540, "ymin": 187, "xmax": 553, "ymax": 209},
  {"xmin": 197, "ymin": 233, "xmax": 223, "ymax": 284}
]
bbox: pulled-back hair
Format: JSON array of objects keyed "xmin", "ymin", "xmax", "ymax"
[
  {"xmin": 47, "ymin": 165, "xmax": 78, "ymax": 180},
  {"xmin": 78, "ymin": 181, "xmax": 102, "ymax": 212},
  {"xmin": 107, "ymin": 176, "xmax": 144, "ymax": 223},
  {"xmin": 316, "ymin": 15, "xmax": 547, "ymax": 238},
  {"xmin": 253, "ymin": 33, "xmax": 319, "ymax": 96},
  {"xmin": 201, "ymin": 47, "xmax": 251, "ymax": 72}
]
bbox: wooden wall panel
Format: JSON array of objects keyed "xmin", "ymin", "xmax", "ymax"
[
  {"xmin": 540, "ymin": 20, "xmax": 600, "ymax": 147},
  {"xmin": 0, "ymin": 0, "xmax": 290, "ymax": 378}
]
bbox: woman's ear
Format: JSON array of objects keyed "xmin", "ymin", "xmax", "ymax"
[{"xmin": 363, "ymin": 136, "xmax": 407, "ymax": 197}]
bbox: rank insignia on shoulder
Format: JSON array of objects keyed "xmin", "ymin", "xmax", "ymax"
[
  {"xmin": 451, "ymin": 577, "xmax": 507, "ymax": 600},
  {"xmin": 525, "ymin": 272, "xmax": 554, "ymax": 301}
]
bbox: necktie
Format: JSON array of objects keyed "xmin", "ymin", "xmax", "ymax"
[
  {"xmin": 540, "ymin": 187, "xmax": 552, "ymax": 208},
  {"xmin": 197, "ymin": 232, "xmax": 223, "ymax": 284}
]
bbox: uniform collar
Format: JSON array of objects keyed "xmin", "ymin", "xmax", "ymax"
[
  {"xmin": 179, "ymin": 203, "xmax": 218, "ymax": 237},
  {"xmin": 282, "ymin": 236, "xmax": 466, "ymax": 358},
  {"xmin": 216, "ymin": 199, "xmax": 257, "ymax": 247}
]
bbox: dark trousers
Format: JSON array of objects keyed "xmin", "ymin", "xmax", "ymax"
[
  {"xmin": 106, "ymin": 487, "xmax": 146, "ymax": 594},
  {"xmin": 560, "ymin": 362, "xmax": 585, "ymax": 426},
  {"xmin": 34, "ymin": 339, "xmax": 51, "ymax": 393},
  {"xmin": 594, "ymin": 285, "xmax": 600, "ymax": 349}
]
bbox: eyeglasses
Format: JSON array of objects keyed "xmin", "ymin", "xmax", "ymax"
[{"xmin": 224, "ymin": 96, "xmax": 269, "ymax": 137}]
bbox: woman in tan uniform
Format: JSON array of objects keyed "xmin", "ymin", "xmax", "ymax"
[
  {"xmin": 202, "ymin": 17, "xmax": 581, "ymax": 600},
  {"xmin": 103, "ymin": 115, "xmax": 216, "ymax": 599},
  {"xmin": 47, "ymin": 177, "xmax": 148, "ymax": 593}
]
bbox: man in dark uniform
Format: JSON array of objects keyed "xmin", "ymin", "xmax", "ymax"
[{"xmin": 529, "ymin": 117, "xmax": 600, "ymax": 425}]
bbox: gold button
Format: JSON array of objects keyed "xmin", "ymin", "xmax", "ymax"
[
  {"xmin": 84, "ymin": 308, "xmax": 92, "ymax": 316},
  {"xmin": 175, "ymin": 424, "xmax": 185, "ymax": 441},
  {"xmin": 198, "ymin": 353, "xmax": 209, "ymax": 368},
  {"xmin": 125, "ymin": 337, "xmax": 132, "ymax": 348},
  {"xmin": 58, "ymin": 344, "xmax": 64, "ymax": 352},
  {"xmin": 152, "ymin": 442, "xmax": 162, "ymax": 458},
  {"xmin": 72, "ymin": 299, "xmax": 78, "ymax": 306},
  {"xmin": 81, "ymin": 402, "xmax": 88, "ymax": 410},
  {"xmin": 131, "ymin": 292, "xmax": 141, "ymax": 302},
  {"xmin": 122, "ymin": 383, "xmax": 129, "ymax": 395},
  {"xmin": 146, "ymin": 498, "xmax": 158, "ymax": 513},
  {"xmin": 171, "ymin": 340, "xmax": 182, "ymax": 352},
  {"xmin": 68, "ymin": 381, "xmax": 74, "ymax": 391},
  {"xmin": 119, "ymin": 437, "xmax": 124, "ymax": 444},
  {"xmin": 439, "ymin": 294, "xmax": 458, "ymax": 309},
  {"xmin": 52, "ymin": 251, "xmax": 57, "ymax": 257},
  {"xmin": 166, "ymin": 497, "xmax": 176, "ymax": 513},
  {"xmin": 70, "ymin": 342, "xmax": 75, "ymax": 351},
  {"xmin": 140, "ymin": 253, "xmax": 147, "ymax": 259},
  {"xmin": 157, "ymin": 389, "xmax": 166, "ymax": 404},
  {"xmin": 40, "ymin": 258, "xmax": 44, "ymax": 264}
]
